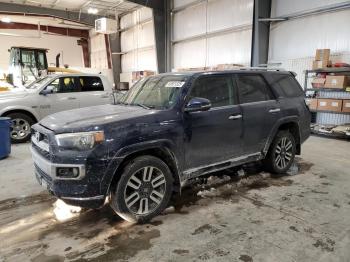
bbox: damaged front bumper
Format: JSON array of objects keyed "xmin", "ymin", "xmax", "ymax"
[{"xmin": 31, "ymin": 145, "xmax": 106, "ymax": 208}]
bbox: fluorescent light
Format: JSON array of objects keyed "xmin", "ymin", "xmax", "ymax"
[
  {"xmin": 1, "ymin": 17, "xmax": 11, "ymax": 23},
  {"xmin": 88, "ymin": 8, "xmax": 98, "ymax": 14}
]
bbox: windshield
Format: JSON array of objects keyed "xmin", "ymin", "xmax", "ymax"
[
  {"xmin": 25, "ymin": 76, "xmax": 55, "ymax": 89},
  {"xmin": 119, "ymin": 75, "xmax": 189, "ymax": 110}
]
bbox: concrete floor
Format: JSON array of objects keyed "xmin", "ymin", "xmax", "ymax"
[{"xmin": 0, "ymin": 136, "xmax": 350, "ymax": 262}]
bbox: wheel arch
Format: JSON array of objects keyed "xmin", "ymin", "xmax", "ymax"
[
  {"xmin": 2, "ymin": 108, "xmax": 39, "ymax": 123},
  {"xmin": 264, "ymin": 117, "xmax": 301, "ymax": 155},
  {"xmin": 106, "ymin": 142, "xmax": 182, "ymax": 198}
]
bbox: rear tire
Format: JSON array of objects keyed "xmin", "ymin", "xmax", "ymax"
[
  {"xmin": 263, "ymin": 131, "xmax": 296, "ymax": 174},
  {"xmin": 6, "ymin": 113, "xmax": 35, "ymax": 143},
  {"xmin": 110, "ymin": 156, "xmax": 173, "ymax": 223}
]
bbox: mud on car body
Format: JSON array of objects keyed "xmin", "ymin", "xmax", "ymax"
[{"xmin": 31, "ymin": 70, "xmax": 311, "ymax": 223}]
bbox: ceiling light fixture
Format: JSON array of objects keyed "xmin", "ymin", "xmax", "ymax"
[
  {"xmin": 1, "ymin": 17, "xmax": 12, "ymax": 23},
  {"xmin": 88, "ymin": 7, "xmax": 99, "ymax": 15}
]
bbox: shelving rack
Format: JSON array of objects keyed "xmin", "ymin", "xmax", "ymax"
[{"xmin": 304, "ymin": 67, "xmax": 350, "ymax": 139}]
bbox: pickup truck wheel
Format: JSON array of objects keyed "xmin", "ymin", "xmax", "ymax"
[
  {"xmin": 263, "ymin": 131, "xmax": 296, "ymax": 174},
  {"xmin": 110, "ymin": 156, "xmax": 173, "ymax": 223},
  {"xmin": 6, "ymin": 113, "xmax": 35, "ymax": 143}
]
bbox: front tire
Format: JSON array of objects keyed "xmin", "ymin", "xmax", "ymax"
[
  {"xmin": 6, "ymin": 113, "xmax": 35, "ymax": 143},
  {"xmin": 110, "ymin": 156, "xmax": 173, "ymax": 223},
  {"xmin": 263, "ymin": 131, "xmax": 296, "ymax": 174}
]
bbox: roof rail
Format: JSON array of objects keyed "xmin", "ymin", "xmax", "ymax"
[{"xmin": 238, "ymin": 66, "xmax": 286, "ymax": 71}]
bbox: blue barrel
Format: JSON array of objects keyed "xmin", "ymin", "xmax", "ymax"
[{"xmin": 0, "ymin": 117, "xmax": 11, "ymax": 159}]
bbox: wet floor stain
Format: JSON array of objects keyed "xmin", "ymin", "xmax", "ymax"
[
  {"xmin": 0, "ymin": 193, "xmax": 55, "ymax": 212},
  {"xmin": 239, "ymin": 254, "xmax": 253, "ymax": 262},
  {"xmin": 192, "ymin": 224, "xmax": 222, "ymax": 236},
  {"xmin": 67, "ymin": 228, "xmax": 161, "ymax": 262},
  {"xmin": 289, "ymin": 225, "xmax": 299, "ymax": 232},
  {"xmin": 313, "ymin": 238, "xmax": 335, "ymax": 252},
  {"xmin": 173, "ymin": 249, "xmax": 190, "ymax": 255},
  {"xmin": 31, "ymin": 253, "xmax": 64, "ymax": 262}
]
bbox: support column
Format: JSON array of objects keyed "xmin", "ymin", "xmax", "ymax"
[
  {"xmin": 77, "ymin": 38, "xmax": 90, "ymax": 68},
  {"xmin": 251, "ymin": 0, "xmax": 272, "ymax": 67},
  {"xmin": 109, "ymin": 32, "xmax": 121, "ymax": 89}
]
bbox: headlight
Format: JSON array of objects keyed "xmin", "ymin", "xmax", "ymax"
[{"xmin": 55, "ymin": 131, "xmax": 105, "ymax": 151}]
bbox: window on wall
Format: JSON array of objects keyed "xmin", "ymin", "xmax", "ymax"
[
  {"xmin": 236, "ymin": 74, "xmax": 274, "ymax": 104},
  {"xmin": 190, "ymin": 75, "xmax": 236, "ymax": 107}
]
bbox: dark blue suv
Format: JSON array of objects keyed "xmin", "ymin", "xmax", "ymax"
[{"xmin": 31, "ymin": 70, "xmax": 311, "ymax": 222}]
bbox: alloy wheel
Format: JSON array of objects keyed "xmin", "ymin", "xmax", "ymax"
[
  {"xmin": 274, "ymin": 137, "xmax": 293, "ymax": 169},
  {"xmin": 124, "ymin": 166, "xmax": 166, "ymax": 215},
  {"xmin": 10, "ymin": 118, "xmax": 31, "ymax": 140}
]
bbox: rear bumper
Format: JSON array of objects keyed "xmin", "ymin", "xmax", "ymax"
[{"xmin": 31, "ymin": 146, "xmax": 106, "ymax": 208}]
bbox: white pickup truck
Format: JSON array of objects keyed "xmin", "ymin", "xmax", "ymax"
[{"xmin": 0, "ymin": 74, "xmax": 114, "ymax": 143}]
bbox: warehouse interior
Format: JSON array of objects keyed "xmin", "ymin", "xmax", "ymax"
[{"xmin": 0, "ymin": 0, "xmax": 350, "ymax": 261}]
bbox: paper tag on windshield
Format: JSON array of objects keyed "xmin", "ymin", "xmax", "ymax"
[{"xmin": 165, "ymin": 81, "xmax": 185, "ymax": 88}]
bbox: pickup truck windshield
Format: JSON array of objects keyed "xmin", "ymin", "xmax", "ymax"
[
  {"xmin": 25, "ymin": 76, "xmax": 55, "ymax": 89},
  {"xmin": 119, "ymin": 75, "xmax": 188, "ymax": 110}
]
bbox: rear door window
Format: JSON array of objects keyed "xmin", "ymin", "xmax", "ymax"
[
  {"xmin": 190, "ymin": 75, "xmax": 236, "ymax": 107},
  {"xmin": 236, "ymin": 74, "xmax": 274, "ymax": 104},
  {"xmin": 271, "ymin": 74, "xmax": 304, "ymax": 97},
  {"xmin": 79, "ymin": 76, "xmax": 104, "ymax": 92},
  {"xmin": 56, "ymin": 77, "xmax": 80, "ymax": 93}
]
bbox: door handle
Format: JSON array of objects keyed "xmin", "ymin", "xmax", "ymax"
[
  {"xmin": 68, "ymin": 97, "xmax": 77, "ymax": 100},
  {"xmin": 269, "ymin": 108, "xmax": 281, "ymax": 113},
  {"xmin": 100, "ymin": 95, "xmax": 109, "ymax": 98},
  {"xmin": 229, "ymin": 114, "xmax": 242, "ymax": 120}
]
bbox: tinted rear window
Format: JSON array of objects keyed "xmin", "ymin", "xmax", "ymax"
[
  {"xmin": 236, "ymin": 74, "xmax": 274, "ymax": 104},
  {"xmin": 79, "ymin": 76, "xmax": 104, "ymax": 92},
  {"xmin": 271, "ymin": 74, "xmax": 304, "ymax": 97}
]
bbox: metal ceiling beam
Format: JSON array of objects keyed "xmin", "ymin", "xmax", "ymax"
[
  {"xmin": 126, "ymin": 0, "xmax": 164, "ymax": 10},
  {"xmin": 0, "ymin": 2, "xmax": 99, "ymax": 26}
]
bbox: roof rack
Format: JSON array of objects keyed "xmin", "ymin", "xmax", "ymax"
[{"xmin": 238, "ymin": 67, "xmax": 286, "ymax": 71}]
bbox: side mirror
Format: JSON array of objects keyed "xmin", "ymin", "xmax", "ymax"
[
  {"xmin": 40, "ymin": 85, "xmax": 55, "ymax": 95},
  {"xmin": 185, "ymin": 97, "xmax": 211, "ymax": 112}
]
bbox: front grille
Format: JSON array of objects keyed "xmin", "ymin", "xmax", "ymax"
[{"xmin": 32, "ymin": 142, "xmax": 51, "ymax": 160}]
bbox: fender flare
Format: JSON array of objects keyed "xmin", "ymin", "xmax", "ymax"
[
  {"xmin": 100, "ymin": 139, "xmax": 182, "ymax": 196},
  {"xmin": 263, "ymin": 116, "xmax": 301, "ymax": 155}
]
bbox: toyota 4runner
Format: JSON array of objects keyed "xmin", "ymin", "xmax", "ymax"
[{"xmin": 31, "ymin": 70, "xmax": 311, "ymax": 223}]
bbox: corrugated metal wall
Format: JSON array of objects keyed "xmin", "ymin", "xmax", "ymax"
[
  {"xmin": 120, "ymin": 7, "xmax": 157, "ymax": 72},
  {"xmin": 269, "ymin": 0, "xmax": 350, "ymax": 125},
  {"xmin": 90, "ymin": 30, "xmax": 109, "ymax": 69},
  {"xmin": 172, "ymin": 0, "xmax": 253, "ymax": 70}
]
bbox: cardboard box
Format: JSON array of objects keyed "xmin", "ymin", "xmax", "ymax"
[
  {"xmin": 317, "ymin": 99, "xmax": 343, "ymax": 112},
  {"xmin": 324, "ymin": 75, "xmax": 348, "ymax": 89},
  {"xmin": 311, "ymin": 78, "xmax": 326, "ymax": 88},
  {"xmin": 312, "ymin": 60, "xmax": 332, "ymax": 70},
  {"xmin": 315, "ymin": 49, "xmax": 330, "ymax": 61},
  {"xmin": 342, "ymin": 99, "xmax": 350, "ymax": 113},
  {"xmin": 313, "ymin": 49, "xmax": 331, "ymax": 69},
  {"xmin": 216, "ymin": 64, "xmax": 244, "ymax": 70},
  {"xmin": 308, "ymin": 98, "xmax": 318, "ymax": 110}
]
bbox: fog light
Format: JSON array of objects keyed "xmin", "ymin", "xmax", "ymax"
[{"xmin": 56, "ymin": 167, "xmax": 79, "ymax": 178}]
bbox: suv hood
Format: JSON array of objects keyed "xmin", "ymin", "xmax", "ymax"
[
  {"xmin": 0, "ymin": 90, "xmax": 29, "ymax": 100},
  {"xmin": 40, "ymin": 104, "xmax": 152, "ymax": 132}
]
